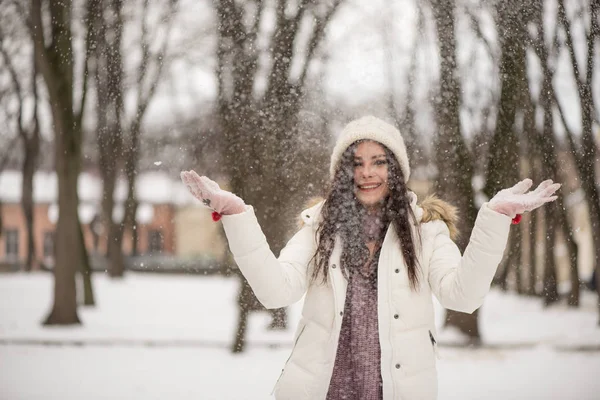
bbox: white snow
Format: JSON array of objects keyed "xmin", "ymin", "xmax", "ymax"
[
  {"xmin": 1, "ymin": 272, "xmax": 599, "ymax": 399},
  {"xmin": 135, "ymin": 203, "xmax": 155, "ymax": 224},
  {"xmin": 78, "ymin": 203, "xmax": 97, "ymax": 224},
  {"xmin": 47, "ymin": 203, "xmax": 58, "ymax": 224}
]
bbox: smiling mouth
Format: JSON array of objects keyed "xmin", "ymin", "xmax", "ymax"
[{"xmin": 358, "ymin": 183, "xmax": 382, "ymax": 191}]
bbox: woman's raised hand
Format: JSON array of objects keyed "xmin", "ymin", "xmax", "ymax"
[
  {"xmin": 488, "ymin": 178, "xmax": 561, "ymax": 218},
  {"xmin": 180, "ymin": 170, "xmax": 246, "ymax": 215}
]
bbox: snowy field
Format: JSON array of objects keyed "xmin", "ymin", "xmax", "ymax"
[{"xmin": 1, "ymin": 272, "xmax": 600, "ymax": 400}]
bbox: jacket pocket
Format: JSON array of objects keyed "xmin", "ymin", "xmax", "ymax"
[
  {"xmin": 271, "ymin": 323, "xmax": 307, "ymax": 395},
  {"xmin": 394, "ymin": 327, "xmax": 437, "ymax": 376}
]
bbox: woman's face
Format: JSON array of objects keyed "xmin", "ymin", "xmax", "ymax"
[{"xmin": 353, "ymin": 141, "xmax": 390, "ymax": 209}]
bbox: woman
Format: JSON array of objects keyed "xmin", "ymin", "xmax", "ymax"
[{"xmin": 181, "ymin": 116, "xmax": 560, "ymax": 400}]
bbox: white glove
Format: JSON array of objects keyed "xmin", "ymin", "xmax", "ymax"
[
  {"xmin": 488, "ymin": 178, "xmax": 561, "ymax": 219},
  {"xmin": 180, "ymin": 170, "xmax": 246, "ymax": 215}
]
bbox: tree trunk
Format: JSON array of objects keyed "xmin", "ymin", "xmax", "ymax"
[
  {"xmin": 232, "ymin": 290, "xmax": 250, "ymax": 353},
  {"xmin": 20, "ymin": 54, "xmax": 41, "ymax": 272},
  {"xmin": 526, "ymin": 209, "xmax": 538, "ymax": 296},
  {"xmin": 483, "ymin": 0, "xmax": 530, "ymax": 299},
  {"xmin": 502, "ymin": 229, "xmax": 523, "ymax": 293},
  {"xmin": 109, "ymin": 124, "xmax": 137, "ymax": 277},
  {"xmin": 43, "ymin": 95, "xmax": 82, "ymax": 322},
  {"xmin": 131, "ymin": 224, "xmax": 139, "ymax": 256},
  {"xmin": 557, "ymin": 0, "xmax": 600, "ymax": 321},
  {"xmin": 94, "ymin": 0, "xmax": 126, "ymax": 278},
  {"xmin": 539, "ymin": 86, "xmax": 579, "ymax": 306},
  {"xmin": 79, "ymin": 222, "xmax": 95, "ymax": 306},
  {"xmin": 119, "ymin": 119, "xmax": 141, "ymax": 270},
  {"xmin": 32, "ymin": 0, "xmax": 83, "ymax": 325},
  {"xmin": 215, "ymin": 0, "xmax": 341, "ymax": 352},
  {"xmin": 558, "ymin": 202, "xmax": 579, "ymax": 306},
  {"xmin": 111, "ymin": 111, "xmax": 143, "ymax": 269},
  {"xmin": 21, "ymin": 139, "xmax": 38, "ymax": 272},
  {"xmin": 542, "ymin": 205, "xmax": 559, "ymax": 305},
  {"xmin": 42, "ymin": 103, "xmax": 82, "ymax": 324},
  {"xmin": 579, "ymin": 165, "xmax": 600, "ymax": 317},
  {"xmin": 430, "ymin": 0, "xmax": 480, "ymax": 342},
  {"xmin": 533, "ymin": 6, "xmax": 580, "ymax": 306},
  {"xmin": 108, "ymin": 223, "xmax": 126, "ymax": 274},
  {"xmin": 514, "ymin": 226, "xmax": 524, "ymax": 294},
  {"xmin": 482, "ymin": 2, "xmax": 525, "ymax": 202},
  {"xmin": 444, "ymin": 309, "xmax": 480, "ymax": 345},
  {"xmin": 493, "ymin": 230, "xmax": 520, "ymax": 291},
  {"xmin": 522, "ymin": 59, "xmax": 540, "ymax": 297}
]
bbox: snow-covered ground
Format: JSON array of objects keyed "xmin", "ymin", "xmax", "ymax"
[{"xmin": 1, "ymin": 272, "xmax": 599, "ymax": 399}]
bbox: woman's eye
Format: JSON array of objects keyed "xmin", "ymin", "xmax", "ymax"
[
  {"xmin": 353, "ymin": 162, "xmax": 362, "ymax": 167},
  {"xmin": 375, "ymin": 160, "xmax": 388, "ymax": 165}
]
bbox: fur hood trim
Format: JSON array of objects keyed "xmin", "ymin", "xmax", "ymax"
[
  {"xmin": 298, "ymin": 194, "xmax": 459, "ymax": 240},
  {"xmin": 419, "ymin": 195, "xmax": 459, "ymax": 240}
]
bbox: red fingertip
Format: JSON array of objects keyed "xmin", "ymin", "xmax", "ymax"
[
  {"xmin": 212, "ymin": 211, "xmax": 222, "ymax": 222},
  {"xmin": 512, "ymin": 214, "xmax": 522, "ymax": 224}
]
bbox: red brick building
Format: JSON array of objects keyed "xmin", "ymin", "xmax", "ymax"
[{"xmin": 0, "ymin": 170, "xmax": 191, "ymax": 269}]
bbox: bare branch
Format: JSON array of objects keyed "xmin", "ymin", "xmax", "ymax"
[
  {"xmin": 134, "ymin": 0, "xmax": 178, "ymax": 124},
  {"xmin": 247, "ymin": 0, "xmax": 264, "ymax": 47},
  {"xmin": 588, "ymin": 0, "xmax": 599, "ymax": 129},
  {"xmin": 557, "ymin": 0, "xmax": 583, "ymax": 86},
  {"xmin": 463, "ymin": 5, "xmax": 495, "ymax": 63},
  {"xmin": 6, "ymin": 0, "xmax": 32, "ymax": 31},
  {"xmin": 30, "ymin": 0, "xmax": 52, "ymax": 84},
  {"xmin": 242, "ymin": 0, "xmax": 264, "ymax": 91},
  {"xmin": 266, "ymin": 0, "xmax": 304, "ymax": 99},
  {"xmin": 30, "ymin": 38, "xmax": 39, "ymax": 136},
  {"xmin": 292, "ymin": 0, "xmax": 312, "ymax": 27},
  {"xmin": 136, "ymin": 0, "xmax": 151, "ymax": 102},
  {"xmin": 75, "ymin": 0, "xmax": 100, "ymax": 130},
  {"xmin": 275, "ymin": 0, "xmax": 285, "ymax": 22},
  {"xmin": 530, "ymin": 3, "xmax": 559, "ymax": 76},
  {"xmin": 0, "ymin": 135, "xmax": 20, "ymax": 172},
  {"xmin": 0, "ymin": 29, "xmax": 25, "ymax": 135},
  {"xmin": 552, "ymin": 87, "xmax": 584, "ymax": 172},
  {"xmin": 547, "ymin": 10, "xmax": 561, "ymax": 65},
  {"xmin": 584, "ymin": 0, "xmax": 597, "ymax": 87},
  {"xmin": 297, "ymin": 0, "xmax": 342, "ymax": 89}
]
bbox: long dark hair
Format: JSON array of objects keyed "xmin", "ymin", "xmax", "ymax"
[{"xmin": 310, "ymin": 141, "xmax": 422, "ymax": 290}]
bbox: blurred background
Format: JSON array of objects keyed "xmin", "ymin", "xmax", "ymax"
[{"xmin": 0, "ymin": 0, "xmax": 599, "ymax": 398}]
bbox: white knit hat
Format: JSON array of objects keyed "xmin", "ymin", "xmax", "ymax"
[{"xmin": 329, "ymin": 116, "xmax": 410, "ymax": 181}]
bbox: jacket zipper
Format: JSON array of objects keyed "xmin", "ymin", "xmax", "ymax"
[
  {"xmin": 271, "ymin": 324, "xmax": 307, "ymax": 395},
  {"xmin": 428, "ymin": 330, "xmax": 436, "ymax": 346},
  {"xmin": 429, "ymin": 330, "xmax": 440, "ymax": 359}
]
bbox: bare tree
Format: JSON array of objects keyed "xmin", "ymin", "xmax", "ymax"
[
  {"xmin": 30, "ymin": 0, "xmax": 95, "ymax": 324},
  {"xmin": 521, "ymin": 86, "xmax": 540, "ymax": 297},
  {"xmin": 111, "ymin": 0, "xmax": 178, "ymax": 276},
  {"xmin": 381, "ymin": 0, "xmax": 425, "ymax": 167},
  {"xmin": 90, "ymin": 0, "xmax": 178, "ymax": 278},
  {"xmin": 529, "ymin": 0, "xmax": 580, "ymax": 306},
  {"xmin": 555, "ymin": 0, "xmax": 600, "ymax": 321},
  {"xmin": 214, "ymin": 0, "xmax": 343, "ymax": 352},
  {"xmin": 0, "ymin": 133, "xmax": 22, "ymax": 239},
  {"xmin": 482, "ymin": 1, "xmax": 531, "ymax": 293},
  {"xmin": 0, "ymin": 17, "xmax": 40, "ymax": 272},
  {"xmin": 429, "ymin": 0, "xmax": 481, "ymax": 343},
  {"xmin": 93, "ymin": 0, "xmax": 126, "ymax": 278}
]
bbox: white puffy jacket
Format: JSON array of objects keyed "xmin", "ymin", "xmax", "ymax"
[{"xmin": 222, "ymin": 192, "xmax": 511, "ymax": 399}]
